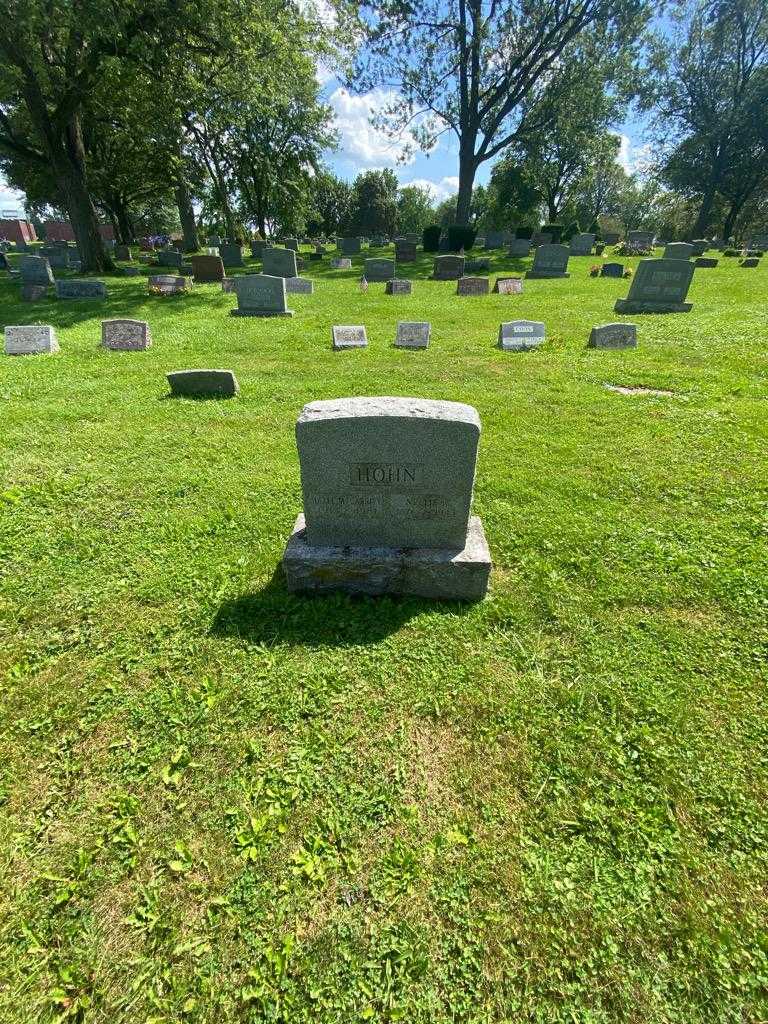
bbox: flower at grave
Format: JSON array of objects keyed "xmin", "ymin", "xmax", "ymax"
[
  {"xmin": 623, "ymin": 268, "xmax": 633, "ymax": 277},
  {"xmin": 589, "ymin": 265, "xmax": 601, "ymax": 277},
  {"xmin": 359, "ymin": 275, "xmax": 368, "ymax": 292}
]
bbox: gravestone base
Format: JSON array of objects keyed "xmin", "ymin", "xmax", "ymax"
[
  {"xmin": 229, "ymin": 308, "xmax": 294, "ymax": 317},
  {"xmin": 614, "ymin": 299, "xmax": 692, "ymax": 314},
  {"xmin": 524, "ymin": 270, "xmax": 569, "ymax": 279},
  {"xmin": 283, "ymin": 513, "xmax": 491, "ymax": 601}
]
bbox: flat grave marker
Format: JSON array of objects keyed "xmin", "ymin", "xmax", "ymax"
[
  {"xmin": 102, "ymin": 319, "xmax": 152, "ymax": 351},
  {"xmin": 498, "ymin": 320, "xmax": 545, "ymax": 351},
  {"xmin": 588, "ymin": 323, "xmax": 637, "ymax": 349},
  {"xmin": 56, "ymin": 280, "xmax": 107, "ymax": 299},
  {"xmin": 4, "ymin": 324, "xmax": 59, "ymax": 355},
  {"xmin": 332, "ymin": 325, "xmax": 367, "ymax": 350},
  {"xmin": 394, "ymin": 321, "xmax": 430, "ymax": 348},
  {"xmin": 167, "ymin": 369, "xmax": 239, "ymax": 398}
]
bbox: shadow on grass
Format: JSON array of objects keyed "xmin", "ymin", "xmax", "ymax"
[{"xmin": 211, "ymin": 566, "xmax": 472, "ymax": 648}]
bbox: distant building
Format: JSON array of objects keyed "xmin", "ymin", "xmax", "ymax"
[
  {"xmin": 44, "ymin": 220, "xmax": 115, "ymax": 242},
  {"xmin": 0, "ymin": 219, "xmax": 36, "ymax": 243}
]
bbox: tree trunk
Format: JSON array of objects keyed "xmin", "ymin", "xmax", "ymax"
[
  {"xmin": 722, "ymin": 199, "xmax": 743, "ymax": 241},
  {"xmin": 112, "ymin": 195, "xmax": 134, "ymax": 244},
  {"xmin": 55, "ymin": 115, "xmax": 113, "ymax": 272},
  {"xmin": 690, "ymin": 182, "xmax": 718, "ymax": 238},
  {"xmin": 455, "ymin": 145, "xmax": 477, "ymax": 225},
  {"xmin": 175, "ymin": 177, "xmax": 199, "ymax": 252}
]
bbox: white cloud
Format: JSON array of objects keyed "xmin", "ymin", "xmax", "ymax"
[
  {"xmin": 400, "ymin": 176, "xmax": 460, "ymax": 202},
  {"xmin": 615, "ymin": 132, "xmax": 655, "ymax": 176},
  {"xmin": 329, "ymin": 87, "xmax": 417, "ymax": 167},
  {"xmin": 0, "ymin": 175, "xmax": 25, "ymax": 217}
]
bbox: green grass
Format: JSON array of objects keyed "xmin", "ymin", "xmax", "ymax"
[{"xmin": 1, "ymin": 245, "xmax": 767, "ymax": 1023}]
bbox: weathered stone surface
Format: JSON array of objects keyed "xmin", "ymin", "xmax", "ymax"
[
  {"xmin": 432, "ymin": 255, "xmax": 465, "ymax": 280},
  {"xmin": 498, "ymin": 320, "xmax": 545, "ymax": 351},
  {"xmin": 628, "ymin": 230, "xmax": 654, "ymax": 248},
  {"xmin": 250, "ymin": 240, "xmax": 268, "ymax": 257},
  {"xmin": 56, "ymin": 279, "xmax": 107, "ymax": 299},
  {"xmin": 695, "ymin": 257, "xmax": 718, "ymax": 268},
  {"xmin": 570, "ymin": 233, "xmax": 595, "ymax": 256},
  {"xmin": 614, "ymin": 258, "xmax": 694, "ymax": 313},
  {"xmin": 167, "ymin": 369, "xmax": 239, "ymax": 398},
  {"xmin": 20, "ymin": 283, "xmax": 48, "ymax": 301},
  {"xmin": 385, "ymin": 279, "xmax": 412, "ymax": 295},
  {"xmin": 690, "ymin": 239, "xmax": 708, "ymax": 256},
  {"xmin": 600, "ymin": 262, "xmax": 624, "ymax": 278},
  {"xmin": 115, "ymin": 244, "xmax": 132, "ymax": 261},
  {"xmin": 262, "ymin": 247, "xmax": 298, "ymax": 278},
  {"xmin": 191, "ymin": 255, "xmax": 225, "ymax": 282},
  {"xmin": 283, "ymin": 513, "xmax": 491, "ymax": 601},
  {"xmin": 20, "ymin": 255, "xmax": 54, "ymax": 285},
  {"xmin": 332, "ymin": 325, "xmax": 367, "ymax": 350},
  {"xmin": 602, "ymin": 231, "xmax": 621, "ymax": 245},
  {"xmin": 149, "ymin": 275, "xmax": 188, "ymax": 295},
  {"xmin": 494, "ymin": 277, "xmax": 523, "ymax": 294},
  {"xmin": 588, "ymin": 322, "xmax": 637, "ymax": 349},
  {"xmin": 663, "ymin": 242, "xmax": 694, "ymax": 260},
  {"xmin": 525, "ymin": 244, "xmax": 570, "ymax": 279},
  {"xmin": 284, "ymin": 238, "xmax": 299, "ymax": 251},
  {"xmin": 157, "ymin": 249, "xmax": 183, "ymax": 269},
  {"xmin": 231, "ymin": 274, "xmax": 293, "ymax": 317},
  {"xmin": 485, "ymin": 231, "xmax": 506, "ymax": 249},
  {"xmin": 220, "ymin": 243, "xmax": 244, "ymax": 267},
  {"xmin": 102, "ymin": 319, "xmax": 152, "ymax": 350},
  {"xmin": 285, "ymin": 277, "xmax": 314, "ymax": 294},
  {"xmin": 394, "ymin": 240, "xmax": 417, "ymax": 262},
  {"xmin": 364, "ymin": 258, "xmax": 395, "ymax": 282},
  {"xmin": 41, "ymin": 246, "xmax": 71, "ymax": 270},
  {"xmin": 221, "ymin": 278, "xmax": 236, "ymax": 292},
  {"xmin": 394, "ymin": 321, "xmax": 430, "ymax": 348},
  {"xmin": 464, "ymin": 258, "xmax": 490, "ymax": 272},
  {"xmin": 340, "ymin": 236, "xmax": 362, "ymax": 255},
  {"xmin": 507, "ymin": 238, "xmax": 531, "ymax": 257},
  {"xmin": 5, "ymin": 324, "xmax": 59, "ymax": 355},
  {"xmin": 456, "ymin": 276, "xmax": 490, "ymax": 296},
  {"xmin": 330, "ymin": 258, "xmax": 352, "ymax": 269},
  {"xmin": 293, "ymin": 396, "xmax": 482, "ymax": 552}
]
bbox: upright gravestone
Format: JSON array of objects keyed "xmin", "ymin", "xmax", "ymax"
[
  {"xmin": 456, "ymin": 276, "xmax": 490, "ymax": 296},
  {"xmin": 485, "ymin": 231, "xmax": 505, "ymax": 249},
  {"xmin": 588, "ymin": 323, "xmax": 637, "ymax": 349},
  {"xmin": 231, "ymin": 274, "xmax": 293, "ymax": 317},
  {"xmin": 285, "ymin": 277, "xmax": 314, "ymax": 294},
  {"xmin": 20, "ymin": 256, "xmax": 54, "ymax": 285},
  {"xmin": 332, "ymin": 326, "xmax": 367, "ymax": 350},
  {"xmin": 250, "ymin": 239, "xmax": 268, "ymax": 257},
  {"xmin": 191, "ymin": 254, "xmax": 225, "ymax": 282},
  {"xmin": 614, "ymin": 259, "xmax": 694, "ymax": 313},
  {"xmin": 262, "ymin": 247, "xmax": 298, "ymax": 278},
  {"xmin": 157, "ymin": 249, "xmax": 183, "ymax": 270},
  {"xmin": 494, "ymin": 277, "xmax": 523, "ymax": 294},
  {"xmin": 330, "ymin": 257, "xmax": 352, "ymax": 270},
  {"xmin": 219, "ymin": 243, "xmax": 244, "ymax": 268},
  {"xmin": 4, "ymin": 325, "xmax": 59, "ymax": 355},
  {"xmin": 663, "ymin": 242, "xmax": 694, "ymax": 260},
  {"xmin": 600, "ymin": 262, "xmax": 625, "ymax": 278},
  {"xmin": 149, "ymin": 275, "xmax": 188, "ymax": 295},
  {"xmin": 394, "ymin": 240, "xmax": 417, "ymax": 262},
  {"xmin": 41, "ymin": 246, "xmax": 71, "ymax": 271},
  {"xmin": 525, "ymin": 245, "xmax": 570, "ymax": 279},
  {"xmin": 55, "ymin": 280, "xmax": 107, "ymax": 299},
  {"xmin": 405, "ymin": 232, "xmax": 421, "ymax": 244},
  {"xmin": 498, "ymin": 320, "xmax": 545, "ymax": 351},
  {"xmin": 691, "ymin": 239, "xmax": 708, "ymax": 257},
  {"xmin": 569, "ymin": 233, "xmax": 595, "ymax": 256},
  {"xmin": 102, "ymin": 319, "xmax": 152, "ymax": 350},
  {"xmin": 394, "ymin": 322, "xmax": 430, "ymax": 348},
  {"xmin": 364, "ymin": 258, "xmax": 396, "ymax": 282},
  {"xmin": 627, "ymin": 230, "xmax": 654, "ymax": 249},
  {"xmin": 385, "ymin": 279, "xmax": 412, "ymax": 295},
  {"xmin": 115, "ymin": 244, "xmax": 132, "ymax": 261},
  {"xmin": 602, "ymin": 231, "xmax": 621, "ymax": 246},
  {"xmin": 508, "ymin": 238, "xmax": 531, "ymax": 257},
  {"xmin": 167, "ymin": 369, "xmax": 239, "ymax": 398},
  {"xmin": 281, "ymin": 397, "xmax": 492, "ymax": 600},
  {"xmin": 432, "ymin": 255, "xmax": 465, "ymax": 280},
  {"xmin": 341, "ymin": 237, "xmax": 362, "ymax": 255},
  {"xmin": 284, "ymin": 238, "xmax": 299, "ymax": 251}
]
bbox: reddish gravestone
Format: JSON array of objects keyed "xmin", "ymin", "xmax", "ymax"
[{"xmin": 191, "ymin": 254, "xmax": 225, "ymax": 282}]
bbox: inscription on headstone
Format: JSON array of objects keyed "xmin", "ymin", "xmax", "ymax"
[
  {"xmin": 663, "ymin": 242, "xmax": 694, "ymax": 260},
  {"xmin": 394, "ymin": 240, "xmax": 417, "ymax": 262},
  {"xmin": 148, "ymin": 275, "xmax": 187, "ymax": 295},
  {"xmin": 432, "ymin": 255, "xmax": 465, "ymax": 280},
  {"xmin": 493, "ymin": 277, "xmax": 523, "ymax": 294},
  {"xmin": 456, "ymin": 276, "xmax": 490, "ymax": 296},
  {"xmin": 588, "ymin": 323, "xmax": 637, "ymax": 349},
  {"xmin": 330, "ymin": 257, "xmax": 352, "ymax": 269},
  {"xmin": 570, "ymin": 233, "xmax": 595, "ymax": 256},
  {"xmin": 4, "ymin": 324, "xmax": 59, "ymax": 355},
  {"xmin": 394, "ymin": 321, "xmax": 430, "ymax": 348},
  {"xmin": 332, "ymin": 325, "xmax": 367, "ymax": 350},
  {"xmin": 498, "ymin": 320, "xmax": 545, "ymax": 351},
  {"xmin": 20, "ymin": 255, "xmax": 54, "ymax": 285},
  {"xmin": 55, "ymin": 280, "xmax": 107, "ymax": 299},
  {"xmin": 231, "ymin": 274, "xmax": 293, "ymax": 317},
  {"xmin": 102, "ymin": 319, "xmax": 152, "ymax": 350},
  {"xmin": 614, "ymin": 258, "xmax": 694, "ymax": 313}
]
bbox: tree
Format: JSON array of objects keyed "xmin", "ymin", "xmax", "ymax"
[
  {"xmin": 647, "ymin": 0, "xmax": 768, "ymax": 237},
  {"xmin": 396, "ymin": 185, "xmax": 435, "ymax": 234},
  {"xmin": 347, "ymin": 0, "xmax": 650, "ymax": 224},
  {"xmin": 308, "ymin": 171, "xmax": 353, "ymax": 235},
  {"xmin": 349, "ymin": 169, "xmax": 399, "ymax": 234}
]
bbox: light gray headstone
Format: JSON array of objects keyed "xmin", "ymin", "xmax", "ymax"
[
  {"xmin": 167, "ymin": 369, "xmax": 239, "ymax": 398},
  {"xmin": 663, "ymin": 242, "xmax": 694, "ymax": 260},
  {"xmin": 149, "ymin": 275, "xmax": 188, "ymax": 294},
  {"xmin": 330, "ymin": 258, "xmax": 352, "ymax": 269},
  {"xmin": 614, "ymin": 259, "xmax": 694, "ymax": 313},
  {"xmin": 262, "ymin": 247, "xmax": 298, "ymax": 278},
  {"xmin": 157, "ymin": 249, "xmax": 183, "ymax": 269},
  {"xmin": 102, "ymin": 319, "xmax": 152, "ymax": 350},
  {"xmin": 284, "ymin": 238, "xmax": 299, "ymax": 251},
  {"xmin": 285, "ymin": 277, "xmax": 314, "ymax": 294},
  {"xmin": 498, "ymin": 320, "xmax": 545, "ymax": 351},
  {"xmin": 395, "ymin": 321, "xmax": 430, "ymax": 348},
  {"xmin": 569, "ymin": 233, "xmax": 595, "ymax": 256},
  {"xmin": 525, "ymin": 245, "xmax": 570, "ymax": 279},
  {"xmin": 588, "ymin": 323, "xmax": 637, "ymax": 349},
  {"xmin": 55, "ymin": 280, "xmax": 107, "ymax": 299},
  {"xmin": 332, "ymin": 325, "xmax": 367, "ymax": 350},
  {"xmin": 5, "ymin": 324, "xmax": 59, "ymax": 355},
  {"xmin": 485, "ymin": 231, "xmax": 505, "ymax": 249},
  {"xmin": 627, "ymin": 230, "xmax": 654, "ymax": 249},
  {"xmin": 231, "ymin": 274, "xmax": 293, "ymax": 317}
]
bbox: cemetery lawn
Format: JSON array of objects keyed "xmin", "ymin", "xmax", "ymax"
[{"xmin": 1, "ymin": 247, "xmax": 767, "ymax": 1024}]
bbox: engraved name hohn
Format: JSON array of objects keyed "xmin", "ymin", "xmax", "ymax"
[{"xmin": 349, "ymin": 463, "xmax": 422, "ymax": 485}]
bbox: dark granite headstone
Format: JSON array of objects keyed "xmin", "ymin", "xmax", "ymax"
[
  {"xmin": 167, "ymin": 369, "xmax": 239, "ymax": 398},
  {"xmin": 614, "ymin": 259, "xmax": 694, "ymax": 313}
]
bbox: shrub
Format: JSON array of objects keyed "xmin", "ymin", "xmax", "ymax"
[
  {"xmin": 447, "ymin": 225, "xmax": 477, "ymax": 251},
  {"xmin": 516, "ymin": 225, "xmax": 534, "ymax": 239},
  {"xmin": 563, "ymin": 221, "xmax": 580, "ymax": 241},
  {"xmin": 542, "ymin": 223, "xmax": 563, "ymax": 243},
  {"xmin": 589, "ymin": 220, "xmax": 602, "ymax": 240},
  {"xmin": 422, "ymin": 225, "xmax": 442, "ymax": 252}
]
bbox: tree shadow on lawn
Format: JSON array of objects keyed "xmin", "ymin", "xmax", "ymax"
[{"xmin": 211, "ymin": 566, "xmax": 473, "ymax": 648}]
